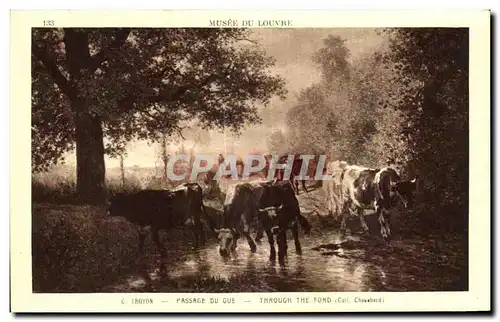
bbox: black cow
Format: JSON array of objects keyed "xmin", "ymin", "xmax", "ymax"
[
  {"xmin": 107, "ymin": 182, "xmax": 214, "ymax": 257},
  {"xmin": 340, "ymin": 165, "xmax": 417, "ymax": 240}
]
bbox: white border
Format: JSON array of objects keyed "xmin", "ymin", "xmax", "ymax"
[{"xmin": 8, "ymin": 8, "xmax": 491, "ymax": 313}]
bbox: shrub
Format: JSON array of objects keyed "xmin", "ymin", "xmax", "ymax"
[{"xmin": 32, "ymin": 204, "xmax": 140, "ymax": 292}]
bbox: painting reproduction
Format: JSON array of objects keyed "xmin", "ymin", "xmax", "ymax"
[{"xmin": 10, "ymin": 9, "xmax": 490, "ymax": 313}]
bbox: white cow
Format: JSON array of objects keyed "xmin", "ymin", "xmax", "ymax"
[{"xmin": 323, "ymin": 160, "xmax": 348, "ymax": 217}]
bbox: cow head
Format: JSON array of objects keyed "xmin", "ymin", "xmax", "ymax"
[
  {"xmin": 270, "ymin": 205, "xmax": 288, "ymax": 234},
  {"xmin": 392, "ymin": 177, "xmax": 418, "ymax": 209},
  {"xmin": 214, "ymin": 228, "xmax": 239, "ymax": 258}
]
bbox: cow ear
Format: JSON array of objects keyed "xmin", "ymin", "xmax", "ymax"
[
  {"xmin": 232, "ymin": 228, "xmax": 239, "ymax": 238},
  {"xmin": 214, "ymin": 228, "xmax": 220, "ymax": 234}
]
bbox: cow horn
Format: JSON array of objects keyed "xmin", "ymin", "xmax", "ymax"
[{"xmin": 301, "ymin": 210, "xmax": 317, "ymax": 216}]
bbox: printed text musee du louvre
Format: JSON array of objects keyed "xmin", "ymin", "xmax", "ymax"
[{"xmin": 208, "ymin": 19, "xmax": 293, "ymax": 27}]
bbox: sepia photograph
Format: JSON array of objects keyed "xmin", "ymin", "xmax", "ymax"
[{"xmin": 10, "ymin": 9, "xmax": 490, "ymax": 313}]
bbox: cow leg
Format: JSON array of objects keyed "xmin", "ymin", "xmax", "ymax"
[
  {"xmin": 137, "ymin": 227, "xmax": 148, "ymax": 255},
  {"xmin": 152, "ymin": 227, "xmax": 166, "ymax": 258},
  {"xmin": 340, "ymin": 200, "xmax": 350, "ymax": 236},
  {"xmin": 340, "ymin": 213, "xmax": 347, "ymax": 236},
  {"xmin": 377, "ymin": 207, "xmax": 389, "ymax": 241},
  {"xmin": 185, "ymin": 218, "xmax": 199, "ymax": 251},
  {"xmin": 244, "ymin": 231, "xmax": 257, "ymax": 253},
  {"xmin": 379, "ymin": 208, "xmax": 392, "ymax": 241},
  {"xmin": 385, "ymin": 214, "xmax": 392, "ymax": 240},
  {"xmin": 327, "ymin": 196, "xmax": 333, "ymax": 216},
  {"xmin": 255, "ymin": 229, "xmax": 264, "ymax": 243},
  {"xmin": 195, "ymin": 211, "xmax": 205, "ymax": 246},
  {"xmin": 195, "ymin": 217, "xmax": 205, "ymax": 248},
  {"xmin": 325, "ymin": 183, "xmax": 333, "ymax": 216},
  {"xmin": 266, "ymin": 230, "xmax": 276, "ymax": 261},
  {"xmin": 242, "ymin": 219, "xmax": 257, "ymax": 253},
  {"xmin": 230, "ymin": 234, "xmax": 239, "ymax": 258},
  {"xmin": 277, "ymin": 230, "xmax": 288, "ymax": 265},
  {"xmin": 191, "ymin": 226, "xmax": 200, "ymax": 250},
  {"xmin": 291, "ymin": 222, "xmax": 302, "ymax": 255},
  {"xmin": 301, "ymin": 180, "xmax": 308, "ymax": 193},
  {"xmin": 291, "ymin": 178, "xmax": 299, "ymax": 194},
  {"xmin": 357, "ymin": 207, "xmax": 370, "ymax": 235},
  {"xmin": 255, "ymin": 215, "xmax": 264, "ymax": 243}
]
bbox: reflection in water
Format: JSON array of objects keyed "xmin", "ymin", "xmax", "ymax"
[{"xmin": 106, "ymin": 229, "xmax": 391, "ymax": 292}]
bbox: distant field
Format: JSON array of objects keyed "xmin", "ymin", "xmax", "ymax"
[{"xmin": 31, "ymin": 164, "xmax": 205, "ymax": 203}]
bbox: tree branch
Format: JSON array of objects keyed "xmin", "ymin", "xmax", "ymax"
[
  {"xmin": 89, "ymin": 28, "xmax": 131, "ymax": 73},
  {"xmin": 33, "ymin": 45, "xmax": 74, "ymax": 98},
  {"xmin": 175, "ymin": 126, "xmax": 186, "ymax": 140},
  {"xmin": 234, "ymin": 37, "xmax": 260, "ymax": 46},
  {"xmin": 145, "ymin": 73, "xmax": 219, "ymax": 104}
]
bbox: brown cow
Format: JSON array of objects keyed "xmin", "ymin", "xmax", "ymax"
[{"xmin": 273, "ymin": 154, "xmax": 309, "ymax": 195}]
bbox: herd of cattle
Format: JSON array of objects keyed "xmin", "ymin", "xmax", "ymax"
[{"xmin": 107, "ymin": 157, "xmax": 418, "ymax": 265}]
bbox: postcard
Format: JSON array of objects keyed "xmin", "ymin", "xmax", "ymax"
[{"xmin": 10, "ymin": 9, "xmax": 491, "ymax": 313}]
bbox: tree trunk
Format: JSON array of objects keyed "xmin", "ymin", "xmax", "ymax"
[
  {"xmin": 74, "ymin": 105, "xmax": 106, "ymax": 205},
  {"xmin": 64, "ymin": 30, "xmax": 107, "ymax": 205},
  {"xmin": 120, "ymin": 155, "xmax": 125, "ymax": 188},
  {"xmin": 162, "ymin": 134, "xmax": 168, "ymax": 178}
]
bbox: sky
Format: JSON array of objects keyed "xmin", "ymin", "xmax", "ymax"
[{"xmin": 62, "ymin": 28, "xmax": 388, "ymax": 169}]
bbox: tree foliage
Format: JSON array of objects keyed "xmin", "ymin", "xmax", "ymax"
[
  {"xmin": 32, "ymin": 28, "xmax": 287, "ymax": 173},
  {"xmin": 267, "ymin": 129, "xmax": 288, "ymax": 156},
  {"xmin": 285, "ymin": 36, "xmax": 392, "ymax": 165},
  {"xmin": 283, "ymin": 28, "xmax": 468, "ymax": 222},
  {"xmin": 383, "ymin": 28, "xmax": 468, "ymax": 209}
]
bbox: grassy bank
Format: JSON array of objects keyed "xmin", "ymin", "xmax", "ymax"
[
  {"xmin": 32, "ymin": 203, "xmax": 141, "ymax": 292},
  {"xmin": 32, "ymin": 201, "xmax": 223, "ymax": 293}
]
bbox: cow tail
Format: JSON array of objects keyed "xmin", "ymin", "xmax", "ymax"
[
  {"xmin": 297, "ymin": 213, "xmax": 312, "ymax": 235},
  {"xmin": 378, "ymin": 172, "xmax": 391, "ymax": 209},
  {"xmin": 339, "ymin": 169, "xmax": 347, "ymax": 211},
  {"xmin": 200, "ymin": 199, "xmax": 216, "ymax": 233},
  {"xmin": 192, "ymin": 183, "xmax": 216, "ymax": 233}
]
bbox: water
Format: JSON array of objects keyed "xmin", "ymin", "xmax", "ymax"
[
  {"xmin": 164, "ymin": 231, "xmax": 384, "ymax": 292},
  {"xmin": 106, "ymin": 231, "xmax": 360, "ymax": 291}
]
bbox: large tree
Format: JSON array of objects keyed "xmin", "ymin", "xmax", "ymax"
[{"xmin": 32, "ymin": 28, "xmax": 286, "ymax": 204}]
